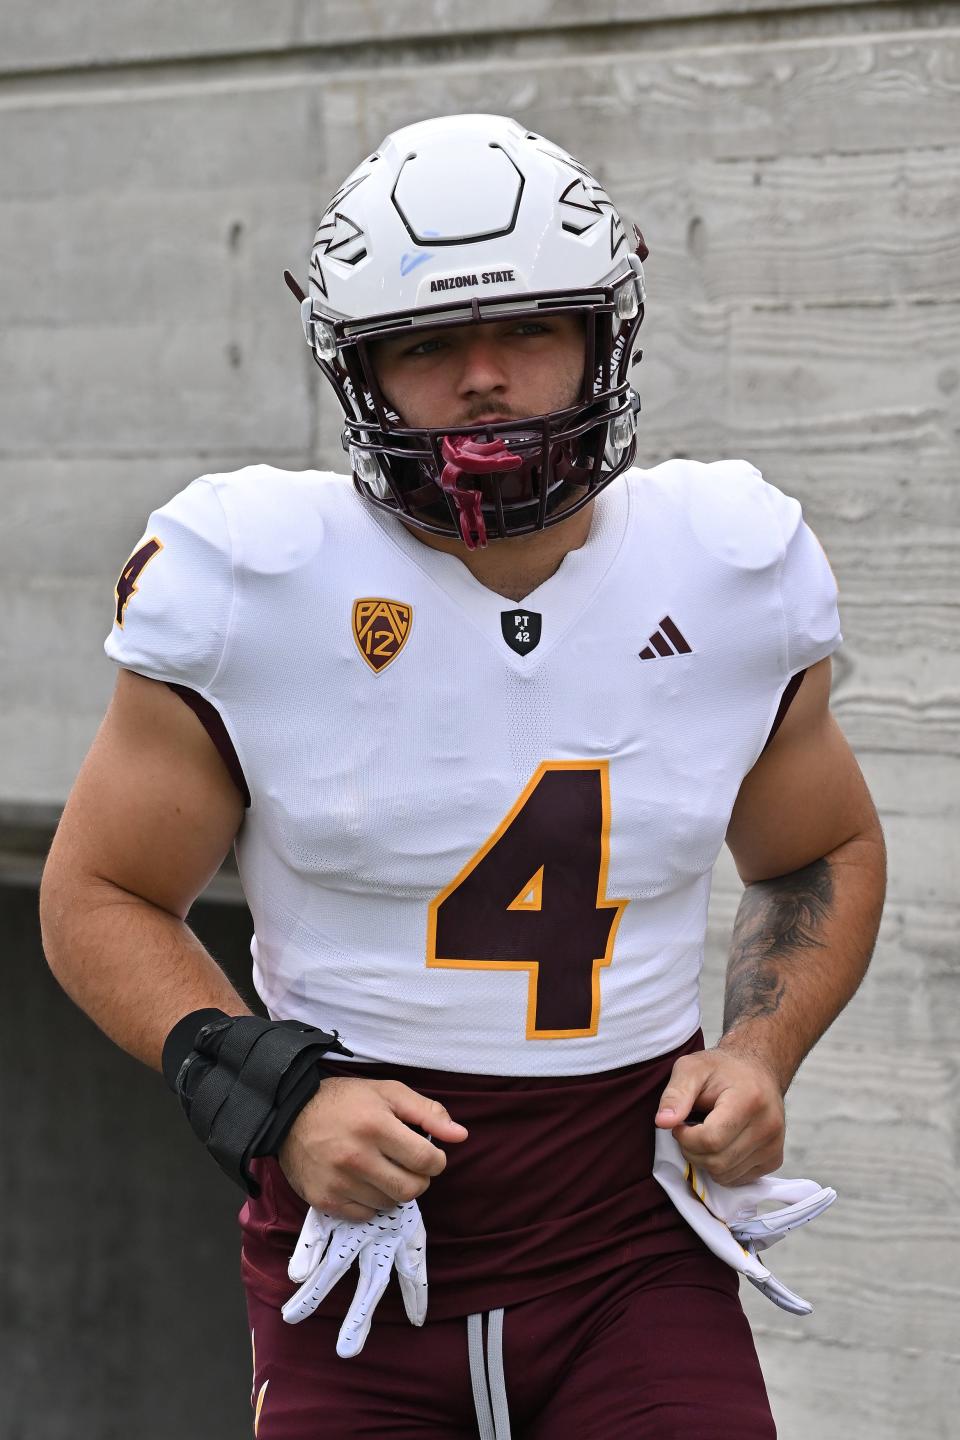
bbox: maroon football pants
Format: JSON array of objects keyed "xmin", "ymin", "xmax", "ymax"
[{"xmin": 245, "ymin": 1248, "xmax": 776, "ymax": 1439}]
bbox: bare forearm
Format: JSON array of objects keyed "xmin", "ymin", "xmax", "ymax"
[
  {"xmin": 719, "ymin": 829, "xmax": 886, "ymax": 1093},
  {"xmin": 40, "ymin": 871, "xmax": 250, "ymax": 1072}
]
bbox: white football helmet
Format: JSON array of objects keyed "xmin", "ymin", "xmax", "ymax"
[{"xmin": 286, "ymin": 113, "xmax": 647, "ymax": 548}]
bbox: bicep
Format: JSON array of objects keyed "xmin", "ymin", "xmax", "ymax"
[
  {"xmin": 47, "ymin": 669, "xmax": 245, "ymax": 918},
  {"xmin": 726, "ymin": 657, "xmax": 879, "ymax": 884}
]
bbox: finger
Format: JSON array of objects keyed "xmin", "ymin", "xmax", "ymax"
[
  {"xmin": 734, "ymin": 1187, "xmax": 837, "ymax": 1247},
  {"xmin": 327, "ymin": 1199, "xmax": 380, "ymax": 1224},
  {"xmin": 281, "ymin": 1222, "xmax": 371, "ymax": 1326},
  {"xmin": 335, "ymin": 1242, "xmax": 396, "ymax": 1359},
  {"xmin": 673, "ymin": 1078, "xmax": 775, "ymax": 1158},
  {"xmin": 395, "ymin": 1225, "xmax": 428, "ymax": 1328},
  {"xmin": 287, "ymin": 1209, "xmax": 335, "ymax": 1283},
  {"xmin": 673, "ymin": 1106, "xmax": 742, "ymax": 1156},
  {"xmin": 380, "ymin": 1085, "xmax": 469, "ymax": 1145},
  {"xmin": 719, "ymin": 1152, "xmax": 783, "ymax": 1187},
  {"xmin": 655, "ymin": 1054, "xmax": 716, "ymax": 1127},
  {"xmin": 338, "ymin": 1149, "xmax": 437, "ymax": 1208},
  {"xmin": 676, "ymin": 1112, "xmax": 758, "ymax": 1168},
  {"xmin": 379, "ymin": 1117, "xmax": 450, "ymax": 1181},
  {"xmin": 685, "ymin": 1134, "xmax": 776, "ymax": 1188},
  {"xmin": 304, "ymin": 1152, "xmax": 435, "ymax": 1215},
  {"xmin": 744, "ymin": 1268, "xmax": 813, "ymax": 1316},
  {"xmin": 327, "ymin": 1167, "xmax": 420, "ymax": 1215},
  {"xmin": 743, "ymin": 1175, "xmax": 832, "ymax": 1214}
]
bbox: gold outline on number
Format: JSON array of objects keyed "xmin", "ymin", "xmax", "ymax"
[
  {"xmin": 426, "ymin": 759, "xmax": 628, "ymax": 1039},
  {"xmin": 115, "ymin": 535, "xmax": 163, "ymax": 629}
]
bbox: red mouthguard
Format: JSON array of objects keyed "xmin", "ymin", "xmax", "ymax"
[{"xmin": 439, "ymin": 435, "xmax": 523, "ymax": 550}]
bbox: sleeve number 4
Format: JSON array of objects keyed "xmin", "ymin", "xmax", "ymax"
[
  {"xmin": 115, "ymin": 536, "xmax": 163, "ymax": 627},
  {"xmin": 427, "ymin": 761, "xmax": 627, "ymax": 1039}
]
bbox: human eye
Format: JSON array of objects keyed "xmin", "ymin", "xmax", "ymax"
[{"xmin": 403, "ymin": 333, "xmax": 445, "ymax": 357}]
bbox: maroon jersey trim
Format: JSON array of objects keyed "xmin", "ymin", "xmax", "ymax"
[
  {"xmin": 762, "ymin": 668, "xmax": 806, "ymax": 753},
  {"xmin": 167, "ymin": 684, "xmax": 251, "ymax": 807}
]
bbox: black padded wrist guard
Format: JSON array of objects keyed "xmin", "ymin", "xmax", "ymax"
[{"xmin": 161, "ymin": 1010, "xmax": 352, "ymax": 1195}]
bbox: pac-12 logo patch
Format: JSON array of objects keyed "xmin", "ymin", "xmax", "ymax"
[
  {"xmin": 501, "ymin": 609, "xmax": 542, "ymax": 656},
  {"xmin": 352, "ymin": 598, "xmax": 413, "ymax": 673}
]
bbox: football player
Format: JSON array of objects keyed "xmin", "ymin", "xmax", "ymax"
[{"xmin": 40, "ymin": 115, "xmax": 885, "ymax": 1438}]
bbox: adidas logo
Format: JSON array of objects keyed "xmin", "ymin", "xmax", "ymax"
[{"xmin": 639, "ymin": 615, "xmax": 692, "ymax": 660}]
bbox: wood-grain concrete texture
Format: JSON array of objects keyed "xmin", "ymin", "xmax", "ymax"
[{"xmin": 1, "ymin": 3, "xmax": 957, "ymax": 1437}]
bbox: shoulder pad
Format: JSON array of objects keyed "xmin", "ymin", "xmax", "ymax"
[
  {"xmin": 204, "ymin": 465, "xmax": 346, "ymax": 577},
  {"xmin": 649, "ymin": 458, "xmax": 800, "ymax": 572}
]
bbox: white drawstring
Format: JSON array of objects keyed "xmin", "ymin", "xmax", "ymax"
[{"xmin": 467, "ymin": 1310, "xmax": 512, "ymax": 1439}]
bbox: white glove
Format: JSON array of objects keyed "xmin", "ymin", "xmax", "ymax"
[
  {"xmin": 653, "ymin": 1127, "xmax": 836, "ymax": 1315},
  {"xmin": 281, "ymin": 1201, "xmax": 428, "ymax": 1357}
]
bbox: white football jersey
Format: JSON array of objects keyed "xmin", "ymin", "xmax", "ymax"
[{"xmin": 105, "ymin": 460, "xmax": 840, "ymax": 1076}]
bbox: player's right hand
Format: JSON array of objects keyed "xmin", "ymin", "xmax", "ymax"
[{"xmin": 278, "ymin": 1076, "xmax": 468, "ymax": 1221}]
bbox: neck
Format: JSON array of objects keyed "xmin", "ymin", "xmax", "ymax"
[{"xmin": 402, "ymin": 501, "xmax": 595, "ymax": 601}]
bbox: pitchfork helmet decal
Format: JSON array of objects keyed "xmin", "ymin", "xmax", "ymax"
[{"xmin": 286, "ymin": 114, "xmax": 648, "ymax": 544}]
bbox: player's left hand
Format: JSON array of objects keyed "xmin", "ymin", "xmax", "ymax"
[
  {"xmin": 281, "ymin": 1200, "xmax": 427, "ymax": 1358},
  {"xmin": 654, "ymin": 1045, "xmax": 785, "ymax": 1185},
  {"xmin": 652, "ymin": 1126, "xmax": 837, "ymax": 1315}
]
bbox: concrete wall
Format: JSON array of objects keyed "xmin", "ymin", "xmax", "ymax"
[
  {"xmin": 2, "ymin": 4, "xmax": 958, "ymax": 1437},
  {"xmin": 1, "ymin": 884, "xmax": 255, "ymax": 1440}
]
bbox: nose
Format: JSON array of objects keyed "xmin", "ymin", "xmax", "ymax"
[{"xmin": 455, "ymin": 332, "xmax": 509, "ymax": 404}]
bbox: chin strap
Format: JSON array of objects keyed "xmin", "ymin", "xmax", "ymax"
[{"xmin": 439, "ymin": 435, "xmax": 523, "ymax": 550}]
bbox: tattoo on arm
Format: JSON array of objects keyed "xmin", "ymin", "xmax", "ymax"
[{"xmin": 723, "ymin": 858, "xmax": 834, "ymax": 1031}]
